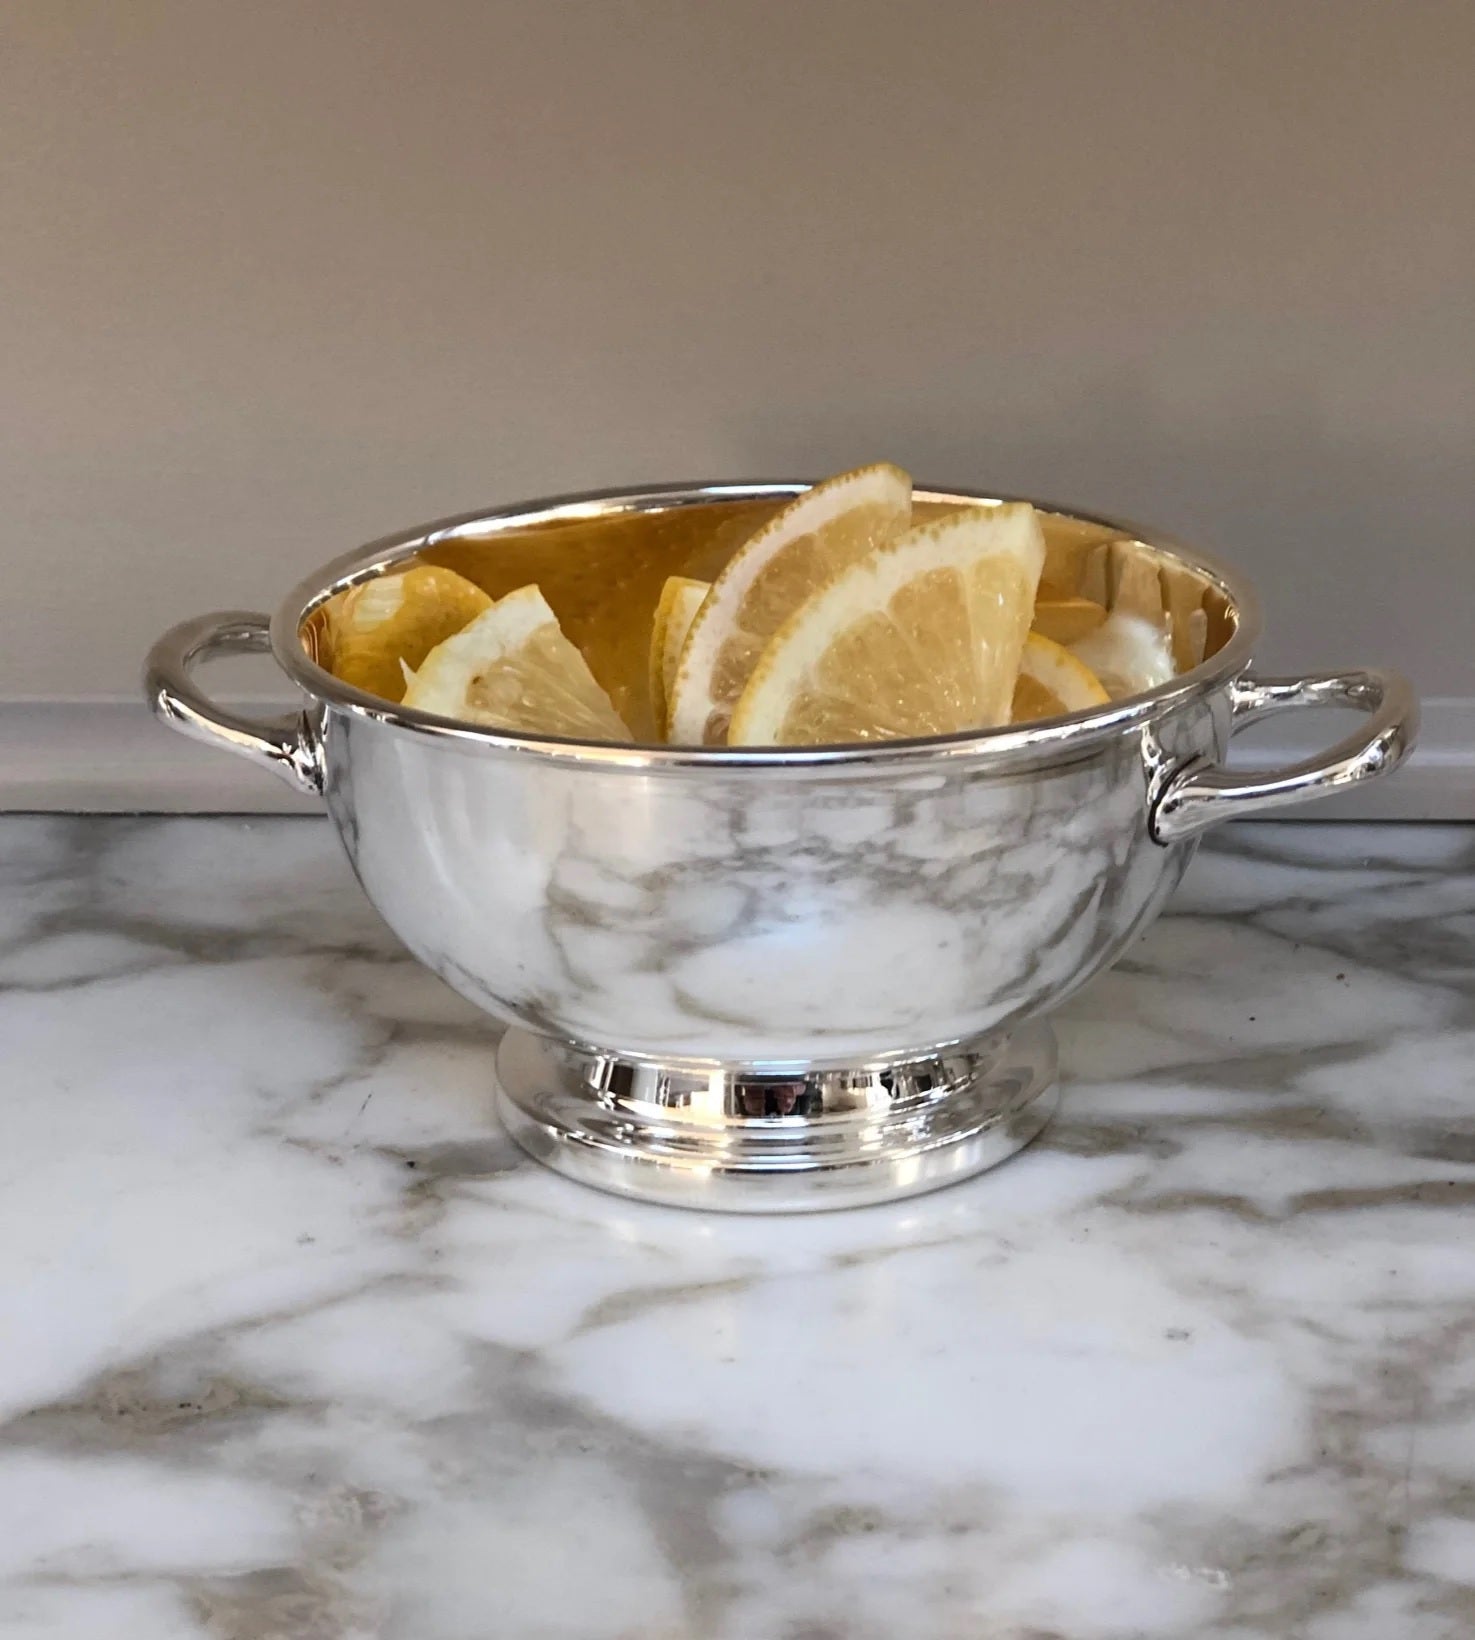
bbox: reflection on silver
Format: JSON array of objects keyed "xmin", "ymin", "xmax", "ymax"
[
  {"xmin": 144, "ymin": 482, "xmax": 1418, "ymax": 1211},
  {"xmin": 144, "ymin": 611, "xmax": 323, "ymax": 794},
  {"xmin": 1150, "ymin": 671, "xmax": 1417, "ymax": 841},
  {"xmin": 494, "ymin": 1024, "xmax": 1059, "ymax": 1212}
]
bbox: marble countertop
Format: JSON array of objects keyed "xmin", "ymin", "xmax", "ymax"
[{"xmin": 1, "ymin": 816, "xmax": 1472, "ymax": 1639}]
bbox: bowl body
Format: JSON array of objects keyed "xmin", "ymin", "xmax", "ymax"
[
  {"xmin": 290, "ymin": 483, "xmax": 1245, "ymax": 1066},
  {"xmin": 322, "ymin": 679, "xmax": 1219, "ymax": 1065}
]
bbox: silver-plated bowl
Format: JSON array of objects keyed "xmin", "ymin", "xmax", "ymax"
[{"xmin": 145, "ymin": 483, "xmax": 1416, "ymax": 1211}]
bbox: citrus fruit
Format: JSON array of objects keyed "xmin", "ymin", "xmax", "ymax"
[
  {"xmin": 648, "ymin": 576, "xmax": 710, "ymax": 740},
  {"xmin": 402, "ymin": 585, "xmax": 630, "ymax": 740},
  {"xmin": 668, "ymin": 463, "xmax": 912, "ymax": 745},
  {"xmin": 1010, "ymin": 632, "xmax": 1110, "ymax": 721},
  {"xmin": 328, "ymin": 565, "xmax": 492, "ymax": 702},
  {"xmin": 423, "ymin": 499, "xmax": 779, "ymax": 738},
  {"xmin": 727, "ymin": 503, "xmax": 1045, "ymax": 747}
]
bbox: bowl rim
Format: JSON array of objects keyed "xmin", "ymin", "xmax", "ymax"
[{"xmin": 270, "ymin": 480, "xmax": 1261, "ymax": 770}]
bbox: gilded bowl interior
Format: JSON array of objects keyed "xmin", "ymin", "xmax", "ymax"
[{"xmin": 300, "ymin": 491, "xmax": 1239, "ymax": 743}]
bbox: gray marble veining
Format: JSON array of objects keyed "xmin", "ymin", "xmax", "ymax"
[{"xmin": 1, "ymin": 816, "xmax": 1472, "ymax": 1638}]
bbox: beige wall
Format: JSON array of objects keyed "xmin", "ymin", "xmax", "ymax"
[{"xmin": 2, "ymin": 0, "xmax": 1470, "ymax": 709}]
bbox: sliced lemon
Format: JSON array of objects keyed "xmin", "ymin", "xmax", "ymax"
[
  {"xmin": 728, "ymin": 504, "xmax": 1045, "ymax": 747},
  {"xmin": 423, "ymin": 497, "xmax": 779, "ymax": 739},
  {"xmin": 328, "ymin": 565, "xmax": 492, "ymax": 703},
  {"xmin": 648, "ymin": 576, "xmax": 710, "ymax": 740},
  {"xmin": 402, "ymin": 585, "xmax": 631, "ymax": 740},
  {"xmin": 1011, "ymin": 632, "xmax": 1110, "ymax": 722},
  {"xmin": 668, "ymin": 463, "xmax": 912, "ymax": 746}
]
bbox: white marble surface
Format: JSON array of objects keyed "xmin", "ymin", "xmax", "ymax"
[{"xmin": 1, "ymin": 816, "xmax": 1472, "ymax": 1639}]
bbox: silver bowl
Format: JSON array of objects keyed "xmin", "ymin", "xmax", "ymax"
[{"xmin": 145, "ymin": 483, "xmax": 1417, "ymax": 1211}]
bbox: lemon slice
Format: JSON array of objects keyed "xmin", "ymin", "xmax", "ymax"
[
  {"xmin": 327, "ymin": 565, "xmax": 493, "ymax": 703},
  {"xmin": 728, "ymin": 504, "xmax": 1045, "ymax": 747},
  {"xmin": 402, "ymin": 585, "xmax": 631, "ymax": 740},
  {"xmin": 648, "ymin": 576, "xmax": 710, "ymax": 740},
  {"xmin": 668, "ymin": 463, "xmax": 912, "ymax": 745},
  {"xmin": 1069, "ymin": 611, "xmax": 1176, "ymax": 700},
  {"xmin": 1011, "ymin": 633, "xmax": 1110, "ymax": 722}
]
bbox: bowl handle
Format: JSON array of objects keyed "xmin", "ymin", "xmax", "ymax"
[
  {"xmin": 1150, "ymin": 669, "xmax": 1418, "ymax": 843},
  {"xmin": 144, "ymin": 611, "xmax": 324, "ymax": 798}
]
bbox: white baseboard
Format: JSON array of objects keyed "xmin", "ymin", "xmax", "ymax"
[
  {"xmin": 0, "ymin": 698, "xmax": 1470, "ymax": 820},
  {"xmin": 0, "ymin": 701, "xmax": 320, "ymax": 815}
]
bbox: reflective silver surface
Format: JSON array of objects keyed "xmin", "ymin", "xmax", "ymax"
[
  {"xmin": 144, "ymin": 482, "xmax": 1418, "ymax": 1210},
  {"xmin": 1151, "ymin": 670, "xmax": 1416, "ymax": 840},
  {"xmin": 495, "ymin": 1023, "xmax": 1059, "ymax": 1211},
  {"xmin": 145, "ymin": 611, "xmax": 323, "ymax": 795}
]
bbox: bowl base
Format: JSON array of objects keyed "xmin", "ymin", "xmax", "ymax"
[{"xmin": 493, "ymin": 1023, "xmax": 1058, "ymax": 1213}]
